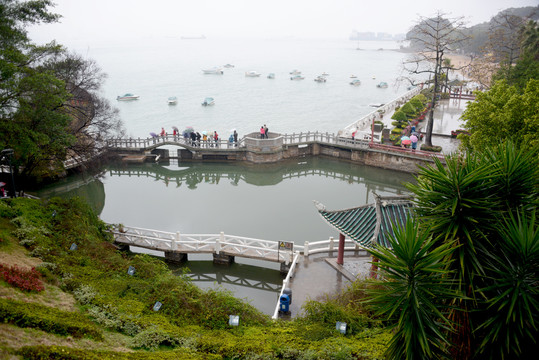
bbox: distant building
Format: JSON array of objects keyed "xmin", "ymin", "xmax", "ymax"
[{"xmin": 349, "ymin": 30, "xmax": 405, "ymax": 41}]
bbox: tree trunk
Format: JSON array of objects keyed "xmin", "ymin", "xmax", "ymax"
[{"xmin": 425, "ymin": 62, "xmax": 440, "ymax": 147}]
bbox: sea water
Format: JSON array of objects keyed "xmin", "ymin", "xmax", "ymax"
[{"xmin": 83, "ymin": 37, "xmax": 416, "ymax": 139}]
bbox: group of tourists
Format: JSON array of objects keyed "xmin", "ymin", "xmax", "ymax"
[{"xmin": 157, "ymin": 127, "xmax": 239, "ymax": 148}]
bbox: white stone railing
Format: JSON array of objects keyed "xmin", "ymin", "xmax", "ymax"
[
  {"xmin": 341, "ymin": 86, "xmax": 423, "ymax": 137},
  {"xmin": 272, "ymin": 251, "xmax": 301, "ymax": 319},
  {"xmin": 302, "ymin": 237, "xmax": 369, "ymax": 256},
  {"xmin": 111, "ymin": 225, "xmax": 295, "ymax": 264}
]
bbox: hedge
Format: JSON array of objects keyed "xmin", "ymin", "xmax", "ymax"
[
  {"xmin": 17, "ymin": 346, "xmax": 221, "ymax": 360},
  {"xmin": 0, "ymin": 298, "xmax": 103, "ymax": 340}
]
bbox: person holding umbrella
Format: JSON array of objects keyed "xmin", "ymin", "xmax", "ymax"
[
  {"xmin": 410, "ymin": 134, "xmax": 419, "ymax": 150},
  {"xmin": 400, "ymin": 135, "xmax": 412, "ymax": 148}
]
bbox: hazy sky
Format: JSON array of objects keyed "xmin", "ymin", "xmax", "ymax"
[{"xmin": 29, "ymin": 0, "xmax": 538, "ymax": 45}]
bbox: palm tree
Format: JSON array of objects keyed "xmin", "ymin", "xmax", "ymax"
[
  {"xmin": 405, "ymin": 141, "xmax": 538, "ymax": 359},
  {"xmin": 477, "ymin": 210, "xmax": 539, "ymax": 359},
  {"xmin": 366, "ymin": 217, "xmax": 456, "ymax": 360}
]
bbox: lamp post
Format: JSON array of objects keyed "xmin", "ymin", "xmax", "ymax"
[{"xmin": 1, "ymin": 149, "xmax": 16, "ymax": 198}]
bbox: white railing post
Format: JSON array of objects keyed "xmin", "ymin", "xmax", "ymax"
[
  {"xmin": 329, "ymin": 236, "xmax": 334, "ymax": 251},
  {"xmin": 304, "ymin": 240, "xmax": 309, "ymax": 256},
  {"xmin": 215, "ymin": 236, "xmax": 221, "ymax": 254},
  {"xmin": 173, "ymin": 232, "xmax": 179, "ymax": 251}
]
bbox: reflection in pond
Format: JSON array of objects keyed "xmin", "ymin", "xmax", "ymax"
[{"xmin": 33, "ymin": 157, "xmax": 415, "ymax": 245}]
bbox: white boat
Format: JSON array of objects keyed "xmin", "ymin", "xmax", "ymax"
[
  {"xmin": 167, "ymin": 96, "xmax": 178, "ymax": 105},
  {"xmin": 350, "ymin": 75, "xmax": 357, "ymax": 78},
  {"xmin": 201, "ymin": 97, "xmax": 215, "ymax": 106},
  {"xmin": 223, "ymin": 64, "xmax": 234, "ymax": 68},
  {"xmin": 289, "ymin": 69, "xmax": 301, "ymax": 75},
  {"xmin": 376, "ymin": 81, "xmax": 388, "ymax": 88},
  {"xmin": 369, "ymin": 103, "xmax": 385, "ymax": 108},
  {"xmin": 290, "ymin": 75, "xmax": 305, "ymax": 80},
  {"xmin": 202, "ymin": 67, "xmax": 223, "ymax": 74},
  {"xmin": 117, "ymin": 93, "xmax": 140, "ymax": 101},
  {"xmin": 314, "ymin": 75, "xmax": 326, "ymax": 83},
  {"xmin": 322, "ymin": 72, "xmax": 329, "ymax": 76},
  {"xmin": 350, "ymin": 79, "xmax": 361, "ymax": 86},
  {"xmin": 245, "ymin": 71, "xmax": 261, "ymax": 77},
  {"xmin": 267, "ymin": 73, "xmax": 275, "ymax": 79}
]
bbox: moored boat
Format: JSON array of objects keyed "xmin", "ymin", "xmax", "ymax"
[
  {"xmin": 117, "ymin": 93, "xmax": 140, "ymax": 101},
  {"xmin": 202, "ymin": 67, "xmax": 224, "ymax": 74},
  {"xmin": 167, "ymin": 96, "xmax": 178, "ymax": 105},
  {"xmin": 350, "ymin": 79, "xmax": 361, "ymax": 86},
  {"xmin": 290, "ymin": 75, "xmax": 305, "ymax": 80},
  {"xmin": 314, "ymin": 75, "xmax": 327, "ymax": 82},
  {"xmin": 289, "ymin": 69, "xmax": 301, "ymax": 75},
  {"xmin": 245, "ymin": 71, "xmax": 261, "ymax": 77},
  {"xmin": 376, "ymin": 81, "xmax": 388, "ymax": 88},
  {"xmin": 201, "ymin": 97, "xmax": 215, "ymax": 106},
  {"xmin": 267, "ymin": 73, "xmax": 275, "ymax": 79}
]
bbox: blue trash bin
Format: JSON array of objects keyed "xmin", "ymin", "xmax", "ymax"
[{"xmin": 279, "ymin": 294, "xmax": 290, "ymax": 313}]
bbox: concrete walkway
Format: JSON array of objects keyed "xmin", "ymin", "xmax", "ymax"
[{"xmin": 283, "ymin": 252, "xmax": 371, "ymax": 318}]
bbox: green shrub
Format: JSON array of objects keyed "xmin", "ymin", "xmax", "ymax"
[
  {"xmin": 420, "ymin": 144, "xmax": 442, "ymax": 152},
  {"xmin": 130, "ymin": 326, "xmax": 182, "ymax": 350},
  {"xmin": 412, "ymin": 93, "xmax": 428, "ymax": 104},
  {"xmin": 0, "ymin": 298, "xmax": 103, "ymax": 340},
  {"xmin": 400, "ymin": 102, "xmax": 417, "ymax": 118},
  {"xmin": 391, "ymin": 110, "xmax": 407, "ymax": 121},
  {"xmin": 409, "ymin": 97, "xmax": 423, "ymax": 110},
  {"xmin": 301, "ymin": 299, "xmax": 370, "ymax": 335},
  {"xmin": 73, "ymin": 284, "xmax": 97, "ymax": 305},
  {"xmin": 0, "ymin": 200, "xmax": 18, "ymax": 218}
]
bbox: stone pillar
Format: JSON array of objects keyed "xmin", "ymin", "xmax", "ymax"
[
  {"xmin": 213, "ymin": 252, "xmax": 235, "ymax": 265},
  {"xmin": 337, "ymin": 233, "xmax": 345, "ymax": 265},
  {"xmin": 164, "ymin": 251, "xmax": 187, "ymax": 263},
  {"xmin": 280, "ymin": 261, "xmax": 291, "ymax": 274}
]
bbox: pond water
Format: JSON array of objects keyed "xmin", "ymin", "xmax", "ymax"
[{"xmin": 33, "ymin": 155, "xmax": 415, "ymax": 315}]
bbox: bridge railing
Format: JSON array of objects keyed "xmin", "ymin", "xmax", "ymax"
[
  {"xmin": 302, "ymin": 237, "xmax": 369, "ymax": 256},
  {"xmin": 282, "ymin": 132, "xmax": 371, "ymax": 149},
  {"xmin": 113, "ymin": 225, "xmax": 372, "ymax": 258},
  {"xmin": 112, "ymin": 226, "xmax": 296, "ymax": 264},
  {"xmin": 107, "ymin": 135, "xmax": 245, "ymax": 150}
]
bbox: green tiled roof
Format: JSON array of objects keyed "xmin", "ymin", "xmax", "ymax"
[{"xmin": 314, "ymin": 193, "xmax": 414, "ymax": 248}]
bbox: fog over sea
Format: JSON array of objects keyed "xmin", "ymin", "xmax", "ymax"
[{"xmin": 82, "ymin": 37, "xmax": 414, "ymax": 138}]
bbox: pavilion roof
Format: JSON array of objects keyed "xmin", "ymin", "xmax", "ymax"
[{"xmin": 314, "ymin": 193, "xmax": 414, "ymax": 248}]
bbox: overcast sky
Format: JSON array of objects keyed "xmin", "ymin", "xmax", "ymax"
[{"xmin": 29, "ymin": 0, "xmax": 538, "ymax": 45}]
